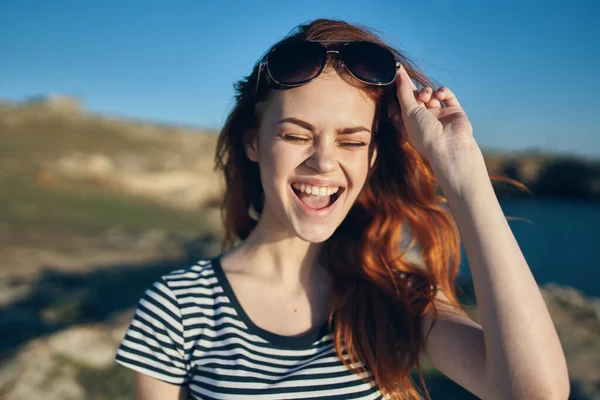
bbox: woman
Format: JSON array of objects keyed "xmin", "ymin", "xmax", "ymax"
[{"xmin": 115, "ymin": 19, "xmax": 570, "ymax": 399}]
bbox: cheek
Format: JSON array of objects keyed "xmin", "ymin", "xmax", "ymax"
[
  {"xmin": 342, "ymin": 152, "xmax": 371, "ymax": 180},
  {"xmin": 271, "ymin": 142, "xmax": 306, "ymax": 168},
  {"xmin": 259, "ymin": 144, "xmax": 302, "ymax": 189}
]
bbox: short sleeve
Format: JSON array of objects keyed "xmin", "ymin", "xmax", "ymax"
[{"xmin": 115, "ymin": 277, "xmax": 189, "ymax": 385}]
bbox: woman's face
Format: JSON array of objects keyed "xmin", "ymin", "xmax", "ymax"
[{"xmin": 246, "ymin": 69, "xmax": 377, "ymax": 243}]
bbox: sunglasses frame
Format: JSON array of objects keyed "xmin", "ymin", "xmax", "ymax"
[{"xmin": 254, "ymin": 40, "xmax": 401, "ymax": 98}]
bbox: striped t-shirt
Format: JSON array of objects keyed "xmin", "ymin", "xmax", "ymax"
[{"xmin": 115, "ymin": 256, "xmax": 385, "ymax": 399}]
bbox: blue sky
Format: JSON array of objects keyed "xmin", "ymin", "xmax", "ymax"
[{"xmin": 1, "ymin": 0, "xmax": 599, "ymax": 158}]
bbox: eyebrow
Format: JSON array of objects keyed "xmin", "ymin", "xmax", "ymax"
[{"xmin": 278, "ymin": 117, "xmax": 371, "ymax": 135}]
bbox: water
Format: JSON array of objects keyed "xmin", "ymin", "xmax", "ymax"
[{"xmin": 458, "ymin": 198, "xmax": 600, "ymax": 297}]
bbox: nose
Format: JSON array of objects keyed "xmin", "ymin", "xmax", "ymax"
[{"xmin": 305, "ymin": 140, "xmax": 338, "ymax": 173}]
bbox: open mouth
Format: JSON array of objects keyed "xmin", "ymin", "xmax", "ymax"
[{"xmin": 291, "ymin": 183, "xmax": 344, "ymax": 211}]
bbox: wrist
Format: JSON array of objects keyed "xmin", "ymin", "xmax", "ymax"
[
  {"xmin": 427, "ymin": 136, "xmax": 481, "ymax": 163},
  {"xmin": 428, "ymin": 141, "xmax": 491, "ymax": 200}
]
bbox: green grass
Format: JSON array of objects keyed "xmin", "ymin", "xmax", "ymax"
[
  {"xmin": 0, "ymin": 173, "xmax": 213, "ymax": 242},
  {"xmin": 78, "ymin": 363, "xmax": 136, "ymax": 400},
  {"xmin": 0, "ymin": 102, "xmax": 222, "ymax": 245},
  {"xmin": 0, "ymin": 106, "xmax": 159, "ymax": 160},
  {"xmin": 52, "ymin": 355, "xmax": 136, "ymax": 400}
]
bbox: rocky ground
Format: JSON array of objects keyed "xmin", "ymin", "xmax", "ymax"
[
  {"xmin": 0, "ymin": 236, "xmax": 223, "ymax": 400},
  {"xmin": 0, "ymin": 237, "xmax": 598, "ymax": 399}
]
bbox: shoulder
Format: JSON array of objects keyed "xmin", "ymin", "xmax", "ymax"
[
  {"xmin": 160, "ymin": 258, "xmax": 219, "ymax": 289},
  {"xmin": 155, "ymin": 256, "xmax": 228, "ymax": 312},
  {"xmin": 139, "ymin": 258, "xmax": 222, "ymax": 315},
  {"xmin": 115, "ymin": 257, "xmax": 228, "ymax": 385}
]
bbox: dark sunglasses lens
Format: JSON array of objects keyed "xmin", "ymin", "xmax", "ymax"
[
  {"xmin": 342, "ymin": 42, "xmax": 396, "ymax": 84},
  {"xmin": 268, "ymin": 41, "xmax": 325, "ymax": 85}
]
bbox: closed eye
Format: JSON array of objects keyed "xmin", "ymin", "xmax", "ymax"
[
  {"xmin": 284, "ymin": 135, "xmax": 367, "ymax": 148},
  {"xmin": 284, "ymin": 135, "xmax": 310, "ymax": 143},
  {"xmin": 341, "ymin": 142, "xmax": 367, "ymax": 148}
]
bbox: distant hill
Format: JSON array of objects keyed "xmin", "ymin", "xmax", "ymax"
[
  {"xmin": 483, "ymin": 150, "xmax": 600, "ymax": 200},
  {"xmin": 0, "ymin": 96, "xmax": 223, "ymax": 247},
  {"xmin": 1, "ymin": 95, "xmax": 598, "ymax": 237}
]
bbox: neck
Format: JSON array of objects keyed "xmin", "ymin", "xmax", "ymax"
[{"xmin": 227, "ymin": 207, "xmax": 328, "ymax": 288}]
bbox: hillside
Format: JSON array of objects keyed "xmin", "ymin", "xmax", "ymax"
[
  {"xmin": 0, "ymin": 96, "xmax": 598, "ymax": 399},
  {"xmin": 0, "ymin": 97, "xmax": 224, "ymax": 250},
  {"xmin": 2, "ymin": 97, "xmax": 598, "ymax": 238}
]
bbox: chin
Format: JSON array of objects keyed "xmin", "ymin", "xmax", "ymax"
[{"xmin": 290, "ymin": 223, "xmax": 338, "ymax": 243}]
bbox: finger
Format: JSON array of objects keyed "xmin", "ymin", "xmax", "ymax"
[
  {"xmin": 410, "ymin": 80, "xmax": 424, "ymax": 106},
  {"xmin": 408, "ymin": 72, "xmax": 419, "ymax": 92},
  {"xmin": 426, "ymin": 96, "xmax": 442, "ymax": 108},
  {"xmin": 397, "ymin": 64, "xmax": 419, "ymax": 91},
  {"xmin": 395, "ymin": 64, "xmax": 420, "ymax": 110},
  {"xmin": 436, "ymin": 86, "xmax": 462, "ymax": 108},
  {"xmin": 408, "ymin": 69, "xmax": 428, "ymax": 107},
  {"xmin": 418, "ymin": 87, "xmax": 433, "ymax": 104},
  {"xmin": 415, "ymin": 90, "xmax": 425, "ymax": 107}
]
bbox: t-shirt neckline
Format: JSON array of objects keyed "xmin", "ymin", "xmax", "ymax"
[{"xmin": 210, "ymin": 254, "xmax": 331, "ymax": 349}]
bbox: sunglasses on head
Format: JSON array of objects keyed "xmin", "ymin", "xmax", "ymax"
[{"xmin": 254, "ymin": 40, "xmax": 401, "ymax": 97}]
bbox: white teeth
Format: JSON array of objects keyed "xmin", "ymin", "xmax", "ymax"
[{"xmin": 291, "ymin": 183, "xmax": 340, "ymax": 197}]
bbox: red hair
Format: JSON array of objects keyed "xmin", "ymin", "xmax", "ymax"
[{"xmin": 215, "ymin": 18, "xmax": 526, "ymax": 400}]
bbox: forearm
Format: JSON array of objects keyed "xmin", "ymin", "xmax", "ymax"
[{"xmin": 429, "ymin": 143, "xmax": 570, "ymax": 399}]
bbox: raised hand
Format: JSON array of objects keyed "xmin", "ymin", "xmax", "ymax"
[{"xmin": 389, "ymin": 64, "xmax": 477, "ymax": 163}]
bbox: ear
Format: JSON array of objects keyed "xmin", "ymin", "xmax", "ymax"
[{"xmin": 244, "ymin": 130, "xmax": 260, "ymax": 163}]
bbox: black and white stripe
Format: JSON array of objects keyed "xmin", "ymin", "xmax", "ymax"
[{"xmin": 115, "ymin": 257, "xmax": 384, "ymax": 399}]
